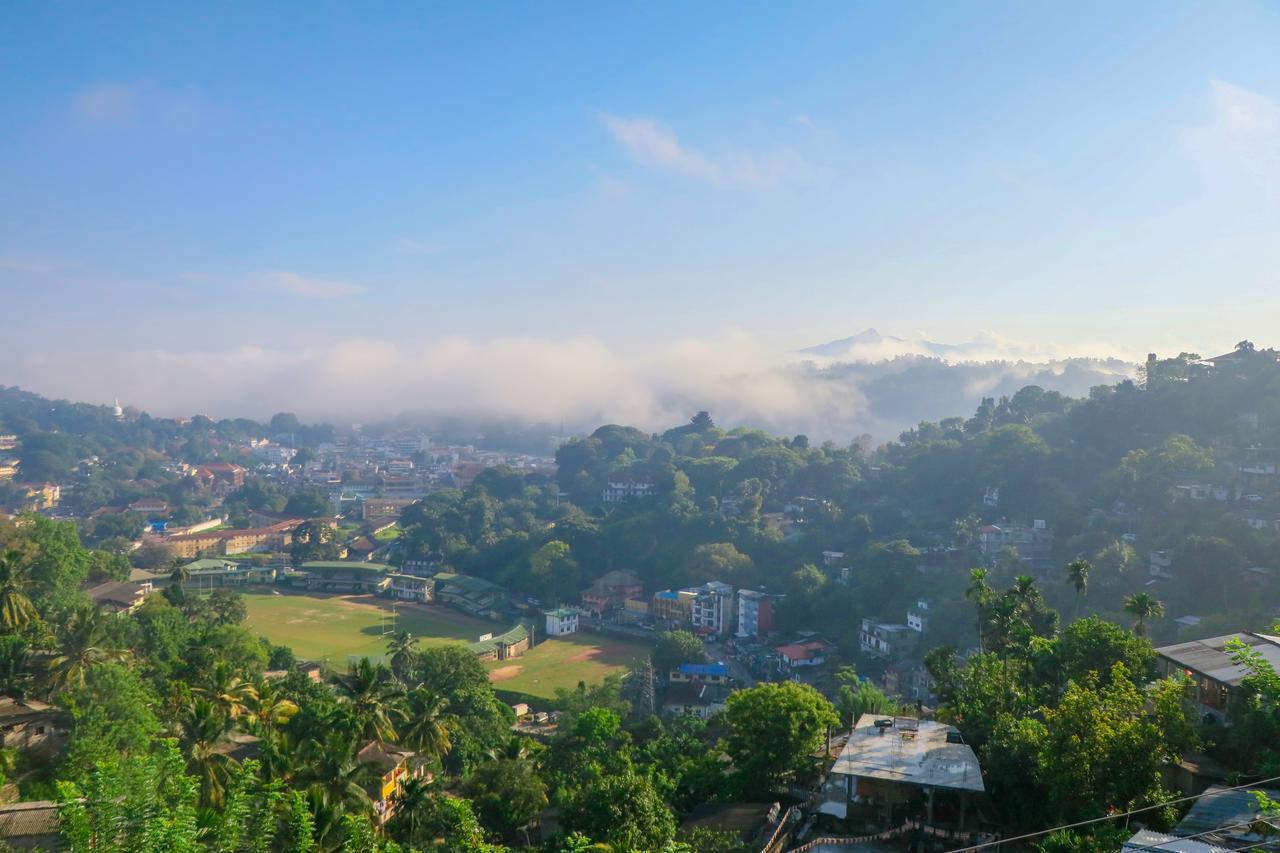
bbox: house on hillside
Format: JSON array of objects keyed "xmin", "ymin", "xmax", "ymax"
[
  {"xmin": 859, "ymin": 618, "xmax": 915, "ymax": 660},
  {"xmin": 601, "ymin": 477, "xmax": 655, "ymax": 503},
  {"xmin": 1155, "ymin": 631, "xmax": 1280, "ymax": 723},
  {"xmin": 821, "ymin": 715, "xmax": 984, "ymax": 828},
  {"xmin": 776, "ymin": 638, "xmax": 832, "ymax": 671},
  {"xmin": 580, "ymin": 569, "xmax": 643, "ymax": 615},
  {"xmin": 358, "ymin": 741, "xmax": 429, "ymax": 826},
  {"xmin": 87, "ymin": 580, "xmax": 153, "ymax": 614},
  {"xmin": 0, "ymin": 696, "xmax": 70, "ymax": 758}
]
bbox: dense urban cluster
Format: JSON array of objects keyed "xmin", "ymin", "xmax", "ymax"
[{"xmin": 1, "ymin": 343, "xmax": 1280, "ymax": 849}]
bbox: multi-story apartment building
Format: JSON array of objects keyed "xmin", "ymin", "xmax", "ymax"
[
  {"xmin": 736, "ymin": 589, "xmax": 779, "ymax": 639},
  {"xmin": 689, "ymin": 581, "xmax": 734, "ymax": 635}
]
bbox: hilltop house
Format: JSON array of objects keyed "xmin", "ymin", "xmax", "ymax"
[{"xmin": 601, "ymin": 476, "xmax": 656, "ymax": 503}]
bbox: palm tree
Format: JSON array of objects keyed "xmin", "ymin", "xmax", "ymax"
[
  {"xmin": 244, "ymin": 676, "xmax": 300, "ymax": 731},
  {"xmin": 180, "ymin": 696, "xmax": 236, "ymax": 807},
  {"xmin": 333, "ymin": 659, "xmax": 405, "ymax": 743},
  {"xmin": 170, "ymin": 557, "xmax": 191, "ymax": 585},
  {"xmin": 46, "ymin": 605, "xmax": 130, "ymax": 696},
  {"xmin": 1124, "ymin": 592, "xmax": 1164, "ymax": 637},
  {"xmin": 387, "ymin": 775, "xmax": 434, "ymax": 846},
  {"xmin": 401, "ymin": 687, "xmax": 451, "ymax": 763},
  {"xmin": 1011, "ymin": 575, "xmax": 1039, "ymax": 609},
  {"xmin": 386, "ymin": 631, "xmax": 418, "ymax": 684},
  {"xmin": 0, "ymin": 550, "xmax": 38, "ymax": 631},
  {"xmin": 1065, "ymin": 559, "xmax": 1091, "ymax": 616},
  {"xmin": 297, "ymin": 730, "xmax": 374, "ymax": 817},
  {"xmin": 196, "ymin": 661, "xmax": 259, "ymax": 720},
  {"xmin": 965, "ymin": 568, "xmax": 992, "ymax": 651}
]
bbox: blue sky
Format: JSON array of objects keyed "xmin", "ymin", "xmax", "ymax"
[{"xmin": 2, "ymin": 2, "xmax": 1279, "ymax": 421}]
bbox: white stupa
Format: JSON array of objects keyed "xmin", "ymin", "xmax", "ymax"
[{"xmin": 112, "ymin": 399, "xmax": 124, "ymax": 420}]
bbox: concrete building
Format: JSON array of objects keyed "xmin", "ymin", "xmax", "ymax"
[
  {"xmin": 821, "ymin": 715, "xmax": 984, "ymax": 827},
  {"xmin": 736, "ymin": 589, "xmax": 778, "ymax": 639},
  {"xmin": 87, "ymin": 580, "xmax": 154, "ymax": 614},
  {"xmin": 544, "ymin": 608, "xmax": 579, "ymax": 636},
  {"xmin": 1155, "ymin": 631, "xmax": 1280, "ymax": 723},
  {"xmin": 601, "ymin": 476, "xmax": 656, "ymax": 503},
  {"xmin": 906, "ymin": 599, "xmax": 931, "ymax": 633},
  {"xmin": 581, "ymin": 569, "xmax": 643, "ymax": 615},
  {"xmin": 689, "ymin": 581, "xmax": 735, "ymax": 636},
  {"xmin": 776, "ymin": 638, "xmax": 831, "ymax": 670},
  {"xmin": 0, "ymin": 696, "xmax": 70, "ymax": 757},
  {"xmin": 467, "ymin": 623, "xmax": 530, "ymax": 661},
  {"xmin": 669, "ymin": 662, "xmax": 731, "ymax": 685},
  {"xmin": 860, "ymin": 618, "xmax": 915, "ymax": 659},
  {"xmin": 387, "ymin": 574, "xmax": 434, "ymax": 603},
  {"xmin": 662, "ymin": 682, "xmax": 731, "ymax": 719},
  {"xmin": 358, "ymin": 740, "xmax": 429, "ymax": 826},
  {"xmin": 978, "ymin": 520, "xmax": 1054, "ymax": 569}
]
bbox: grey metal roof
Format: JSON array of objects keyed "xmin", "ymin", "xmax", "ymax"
[
  {"xmin": 1155, "ymin": 633, "xmax": 1280, "ymax": 686},
  {"xmin": 828, "ymin": 714, "xmax": 984, "ymax": 794},
  {"xmin": 1173, "ymin": 785, "xmax": 1280, "ymax": 848},
  {"xmin": 1123, "ymin": 829, "xmax": 1230, "ymax": 852}
]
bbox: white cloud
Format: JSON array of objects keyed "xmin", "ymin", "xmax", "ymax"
[
  {"xmin": 1184, "ymin": 80, "xmax": 1280, "ymax": 176},
  {"xmin": 71, "ymin": 80, "xmax": 207, "ymax": 129},
  {"xmin": 395, "ymin": 238, "xmax": 444, "ymax": 256},
  {"xmin": 260, "ymin": 271, "xmax": 365, "ymax": 300},
  {"xmin": 73, "ymin": 83, "xmax": 140, "ymax": 123},
  {"xmin": 1211, "ymin": 80, "xmax": 1280, "ymax": 138},
  {"xmin": 600, "ymin": 114, "xmax": 809, "ymax": 188}
]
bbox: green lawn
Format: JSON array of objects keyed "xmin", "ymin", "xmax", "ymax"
[
  {"xmin": 241, "ymin": 590, "xmax": 652, "ymax": 702},
  {"xmin": 241, "ymin": 590, "xmax": 495, "ymax": 666},
  {"xmin": 486, "ymin": 631, "xmax": 651, "ymax": 701}
]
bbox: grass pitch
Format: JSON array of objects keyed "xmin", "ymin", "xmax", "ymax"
[{"xmin": 241, "ymin": 590, "xmax": 651, "ymax": 701}]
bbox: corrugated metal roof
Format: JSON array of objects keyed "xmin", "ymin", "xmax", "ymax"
[
  {"xmin": 829, "ymin": 714, "xmax": 984, "ymax": 794},
  {"xmin": 1174, "ymin": 785, "xmax": 1280, "ymax": 848},
  {"xmin": 1156, "ymin": 633, "xmax": 1280, "ymax": 686}
]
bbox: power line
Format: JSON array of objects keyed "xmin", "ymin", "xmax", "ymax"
[
  {"xmin": 1121, "ymin": 815, "xmax": 1280, "ymax": 852},
  {"xmin": 946, "ymin": 774, "xmax": 1280, "ymax": 852}
]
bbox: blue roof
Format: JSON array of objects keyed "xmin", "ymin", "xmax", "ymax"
[
  {"xmin": 655, "ymin": 590, "xmax": 679, "ymax": 600},
  {"xmin": 678, "ymin": 662, "xmax": 728, "ymax": 677}
]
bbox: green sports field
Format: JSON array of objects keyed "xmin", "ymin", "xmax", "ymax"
[
  {"xmin": 241, "ymin": 590, "xmax": 494, "ymax": 665},
  {"xmin": 241, "ymin": 591, "xmax": 651, "ymax": 700},
  {"xmin": 487, "ymin": 631, "xmax": 650, "ymax": 700}
]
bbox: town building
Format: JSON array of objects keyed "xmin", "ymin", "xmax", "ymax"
[
  {"xmin": 358, "ymin": 740, "xmax": 429, "ymax": 826},
  {"xmin": 179, "ymin": 558, "xmax": 276, "ymax": 589},
  {"xmin": 776, "ymin": 638, "xmax": 832, "ymax": 670},
  {"xmin": 433, "ymin": 572, "xmax": 509, "ymax": 619},
  {"xmin": 128, "ymin": 498, "xmax": 171, "ymax": 516},
  {"xmin": 1155, "ymin": 631, "xmax": 1280, "ymax": 723},
  {"xmin": 166, "ymin": 519, "xmax": 301, "ymax": 559},
  {"xmin": 296, "ymin": 561, "xmax": 392, "ymax": 595},
  {"xmin": 651, "ymin": 589, "xmax": 696, "ymax": 626},
  {"xmin": 736, "ymin": 589, "xmax": 778, "ymax": 639},
  {"xmin": 859, "ymin": 618, "xmax": 915, "ymax": 659},
  {"xmin": 0, "ymin": 460, "xmax": 17, "ymax": 482},
  {"xmin": 87, "ymin": 580, "xmax": 154, "ymax": 614},
  {"xmin": 467, "ymin": 623, "xmax": 530, "ymax": 661},
  {"xmin": 978, "ymin": 520, "xmax": 1054, "ymax": 569},
  {"xmin": 193, "ymin": 462, "xmax": 247, "ymax": 493},
  {"xmin": 0, "ymin": 696, "xmax": 70, "ymax": 757},
  {"xmin": 580, "ymin": 569, "xmax": 643, "ymax": 616},
  {"xmin": 661, "ymin": 682, "xmax": 731, "ymax": 719},
  {"xmin": 16, "ymin": 483, "xmax": 60, "ymax": 510},
  {"xmin": 669, "ymin": 662, "xmax": 731, "ymax": 685},
  {"xmin": 689, "ymin": 581, "xmax": 735, "ymax": 635},
  {"xmin": 0, "ymin": 801, "xmax": 61, "ymax": 850},
  {"xmin": 544, "ymin": 608, "xmax": 579, "ymax": 636},
  {"xmin": 906, "ymin": 599, "xmax": 931, "ymax": 633},
  {"xmin": 821, "ymin": 715, "xmax": 984, "ymax": 827},
  {"xmin": 387, "ymin": 574, "xmax": 434, "ymax": 603},
  {"xmin": 601, "ymin": 476, "xmax": 656, "ymax": 503}
]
